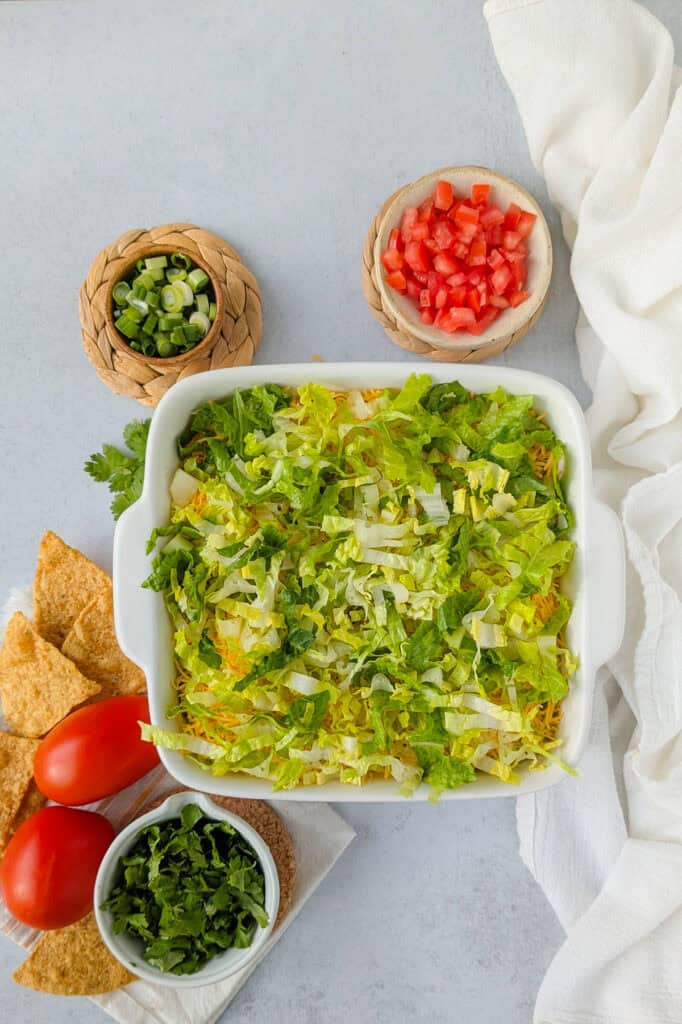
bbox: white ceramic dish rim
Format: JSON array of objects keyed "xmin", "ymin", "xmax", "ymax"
[
  {"xmin": 373, "ymin": 165, "xmax": 553, "ymax": 351},
  {"xmin": 113, "ymin": 362, "xmax": 625, "ymax": 802},
  {"xmin": 94, "ymin": 791, "xmax": 280, "ymax": 988}
]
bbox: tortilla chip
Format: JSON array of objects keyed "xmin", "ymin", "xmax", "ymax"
[
  {"xmin": 62, "ymin": 590, "xmax": 146, "ymax": 699},
  {"xmin": 10, "ymin": 781, "xmax": 46, "ymax": 834},
  {"xmin": 13, "ymin": 912, "xmax": 136, "ymax": 995},
  {"xmin": 33, "ymin": 531, "xmax": 111, "ymax": 647},
  {"xmin": 0, "ymin": 732, "xmax": 39, "ymax": 855},
  {"xmin": 0, "ymin": 612, "xmax": 101, "ymax": 737}
]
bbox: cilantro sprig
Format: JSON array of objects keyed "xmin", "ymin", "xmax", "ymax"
[{"xmin": 84, "ymin": 419, "xmax": 150, "ymax": 519}]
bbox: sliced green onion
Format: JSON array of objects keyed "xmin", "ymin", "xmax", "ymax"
[
  {"xmin": 166, "ymin": 267, "xmax": 187, "ymax": 283},
  {"xmin": 171, "ymin": 326, "xmax": 186, "ymax": 348},
  {"xmin": 157, "ymin": 337, "xmax": 178, "ymax": 357},
  {"xmin": 112, "ymin": 281, "xmax": 129, "ymax": 304},
  {"xmin": 124, "ymin": 306, "xmax": 144, "ymax": 323},
  {"xmin": 135, "ymin": 258, "xmax": 145, "ymax": 272},
  {"xmin": 147, "ymin": 267, "xmax": 166, "ymax": 282},
  {"xmin": 116, "ymin": 317, "xmax": 140, "ymax": 340},
  {"xmin": 128, "ymin": 296, "xmax": 149, "ymax": 316},
  {"xmin": 157, "ymin": 314, "xmax": 183, "ymax": 330},
  {"xmin": 170, "ymin": 252, "xmax": 191, "ymax": 270},
  {"xmin": 161, "ymin": 285, "xmax": 183, "ymax": 313},
  {"xmin": 142, "ymin": 313, "xmax": 158, "ymax": 335},
  {"xmin": 187, "ymin": 268, "xmax": 209, "ymax": 292},
  {"xmin": 182, "ymin": 323, "xmax": 202, "ymax": 343},
  {"xmin": 189, "ymin": 311, "xmax": 211, "ymax": 337},
  {"xmin": 196, "ymin": 293, "xmax": 209, "ymax": 315},
  {"xmin": 172, "ymin": 280, "xmax": 194, "ymax": 307},
  {"xmin": 146, "ymin": 290, "xmax": 160, "ymax": 309},
  {"xmin": 145, "ymin": 255, "xmax": 168, "ymax": 270}
]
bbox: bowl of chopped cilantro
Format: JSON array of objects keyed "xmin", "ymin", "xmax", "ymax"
[
  {"xmin": 105, "ymin": 247, "xmax": 223, "ymax": 363},
  {"xmin": 94, "ymin": 791, "xmax": 279, "ymax": 987}
]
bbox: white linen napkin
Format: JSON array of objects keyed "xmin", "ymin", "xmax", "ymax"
[
  {"xmin": 0, "ymin": 587, "xmax": 355, "ymax": 1024},
  {"xmin": 485, "ymin": 1, "xmax": 682, "ymax": 1021}
]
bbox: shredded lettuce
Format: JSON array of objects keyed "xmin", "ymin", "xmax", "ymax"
[{"xmin": 144, "ymin": 376, "xmax": 577, "ymax": 797}]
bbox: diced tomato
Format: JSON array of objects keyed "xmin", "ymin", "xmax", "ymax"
[
  {"xmin": 385, "ymin": 270, "xmax": 407, "ymax": 290},
  {"xmin": 471, "ymin": 183, "xmax": 491, "ymax": 206},
  {"xmin": 466, "ymin": 239, "xmax": 487, "ymax": 266},
  {"xmin": 504, "ymin": 203, "xmax": 522, "ymax": 229},
  {"xmin": 434, "ymin": 287, "xmax": 449, "ymax": 310},
  {"xmin": 454, "ymin": 203, "xmax": 479, "ymax": 227},
  {"xmin": 503, "ymin": 230, "xmax": 522, "ymax": 251},
  {"xmin": 380, "ymin": 178, "xmax": 537, "ymax": 337},
  {"xmin": 488, "ymin": 248, "xmax": 506, "ymax": 270},
  {"xmin": 516, "ymin": 210, "xmax": 537, "ymax": 238},
  {"xmin": 434, "ymin": 180, "xmax": 454, "ymax": 211},
  {"xmin": 418, "ymin": 197, "xmax": 435, "ymax": 223},
  {"xmin": 432, "ymin": 220, "xmax": 457, "ymax": 250},
  {"xmin": 406, "ymin": 277, "xmax": 421, "ymax": 301},
  {"xmin": 404, "ymin": 241, "xmax": 430, "ymax": 274},
  {"xmin": 467, "ymin": 288, "xmax": 481, "ymax": 314},
  {"xmin": 439, "ymin": 307, "xmax": 476, "ymax": 333},
  {"xmin": 490, "ymin": 264, "xmax": 512, "ymax": 295},
  {"xmin": 401, "ymin": 207, "xmax": 419, "ymax": 241},
  {"xmin": 387, "ymin": 228, "xmax": 402, "ymax": 251},
  {"xmin": 433, "ymin": 252, "xmax": 459, "ymax": 276},
  {"xmin": 480, "ymin": 204, "xmax": 504, "ymax": 228},
  {"xmin": 410, "ymin": 221, "xmax": 430, "ymax": 241},
  {"xmin": 449, "ymin": 285, "xmax": 467, "ymax": 306},
  {"xmin": 381, "ymin": 248, "xmax": 404, "ymax": 272}
]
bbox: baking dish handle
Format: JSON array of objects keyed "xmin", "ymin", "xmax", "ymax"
[
  {"xmin": 112, "ymin": 497, "xmax": 156, "ymax": 672},
  {"xmin": 584, "ymin": 498, "xmax": 626, "ymax": 670}
]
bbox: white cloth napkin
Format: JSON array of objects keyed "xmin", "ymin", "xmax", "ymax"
[
  {"xmin": 485, "ymin": 1, "xmax": 682, "ymax": 1021},
  {"xmin": 0, "ymin": 587, "xmax": 356, "ymax": 1024}
]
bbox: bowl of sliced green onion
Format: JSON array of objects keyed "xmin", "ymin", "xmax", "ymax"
[{"xmin": 106, "ymin": 246, "xmax": 224, "ymax": 363}]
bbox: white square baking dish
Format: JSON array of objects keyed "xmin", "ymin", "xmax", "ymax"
[{"xmin": 113, "ymin": 363, "xmax": 625, "ymax": 801}]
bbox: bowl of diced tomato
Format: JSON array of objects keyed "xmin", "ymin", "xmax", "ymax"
[{"xmin": 375, "ymin": 166, "xmax": 552, "ymax": 353}]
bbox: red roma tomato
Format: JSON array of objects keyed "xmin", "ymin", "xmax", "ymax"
[
  {"xmin": 34, "ymin": 694, "xmax": 159, "ymax": 806},
  {"xmin": 0, "ymin": 806, "xmax": 113, "ymax": 929}
]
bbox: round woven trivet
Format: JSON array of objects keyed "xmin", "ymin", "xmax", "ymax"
[
  {"xmin": 80, "ymin": 223, "xmax": 263, "ymax": 407},
  {"xmin": 139, "ymin": 788, "xmax": 296, "ymax": 929},
  {"xmin": 361, "ymin": 190, "xmax": 546, "ymax": 363}
]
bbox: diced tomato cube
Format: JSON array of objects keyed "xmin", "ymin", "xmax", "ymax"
[
  {"xmin": 420, "ymin": 308, "xmax": 435, "ymax": 325},
  {"xmin": 467, "ymin": 288, "xmax": 481, "ymax": 314},
  {"xmin": 418, "ymin": 198, "xmax": 435, "ymax": 223},
  {"xmin": 457, "ymin": 221, "xmax": 478, "ymax": 243},
  {"xmin": 470, "ymin": 306, "xmax": 500, "ymax": 334},
  {"xmin": 381, "ymin": 248, "xmax": 404, "ymax": 272},
  {"xmin": 508, "ymin": 289, "xmax": 530, "ymax": 307},
  {"xmin": 487, "ymin": 225, "xmax": 503, "ymax": 247},
  {"xmin": 488, "ymin": 248, "xmax": 506, "ymax": 270},
  {"xmin": 410, "ymin": 221, "xmax": 430, "ymax": 241},
  {"xmin": 434, "ymin": 180, "xmax": 454, "ymax": 211},
  {"xmin": 419, "ymin": 288, "xmax": 431, "ymax": 308},
  {"xmin": 471, "ymin": 183, "xmax": 491, "ymax": 206},
  {"xmin": 446, "ymin": 272, "xmax": 467, "ymax": 287},
  {"xmin": 427, "ymin": 270, "xmax": 445, "ymax": 296},
  {"xmin": 467, "ymin": 271, "xmax": 482, "ymax": 286},
  {"xmin": 476, "ymin": 281, "xmax": 488, "ymax": 308},
  {"xmin": 510, "ymin": 259, "xmax": 527, "ymax": 288},
  {"xmin": 401, "ymin": 207, "xmax": 419, "ymax": 241},
  {"xmin": 439, "ymin": 307, "xmax": 476, "ymax": 333},
  {"xmin": 490, "ymin": 264, "xmax": 512, "ymax": 295},
  {"xmin": 432, "ymin": 219, "xmax": 457, "ymax": 250},
  {"xmin": 489, "ymin": 294, "xmax": 510, "ymax": 309},
  {"xmin": 387, "ymin": 227, "xmax": 402, "ymax": 251},
  {"xmin": 504, "ymin": 248, "xmax": 525, "ymax": 264},
  {"xmin": 504, "ymin": 203, "xmax": 522, "ymax": 229},
  {"xmin": 406, "ymin": 277, "xmax": 421, "ymax": 301},
  {"xmin": 454, "ymin": 203, "xmax": 479, "ymax": 227},
  {"xmin": 404, "ymin": 241, "xmax": 430, "ymax": 274},
  {"xmin": 480, "ymin": 205, "xmax": 504, "ymax": 228},
  {"xmin": 433, "ymin": 252, "xmax": 459, "ymax": 276},
  {"xmin": 453, "ymin": 242, "xmax": 469, "ymax": 260},
  {"xmin": 423, "ymin": 238, "xmax": 438, "ymax": 252},
  {"xmin": 385, "ymin": 270, "xmax": 407, "ymax": 291},
  {"xmin": 449, "ymin": 285, "xmax": 467, "ymax": 306},
  {"xmin": 503, "ymin": 230, "xmax": 522, "ymax": 251},
  {"xmin": 516, "ymin": 210, "xmax": 537, "ymax": 238},
  {"xmin": 434, "ymin": 287, "xmax": 449, "ymax": 310},
  {"xmin": 466, "ymin": 239, "xmax": 487, "ymax": 266},
  {"xmin": 413, "ymin": 271, "xmax": 428, "ymax": 284}
]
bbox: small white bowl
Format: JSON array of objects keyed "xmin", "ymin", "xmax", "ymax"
[
  {"xmin": 374, "ymin": 165, "xmax": 553, "ymax": 354},
  {"xmin": 94, "ymin": 791, "xmax": 280, "ymax": 988}
]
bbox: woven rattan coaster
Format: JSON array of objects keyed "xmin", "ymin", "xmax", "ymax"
[{"xmin": 80, "ymin": 223, "xmax": 262, "ymax": 407}]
